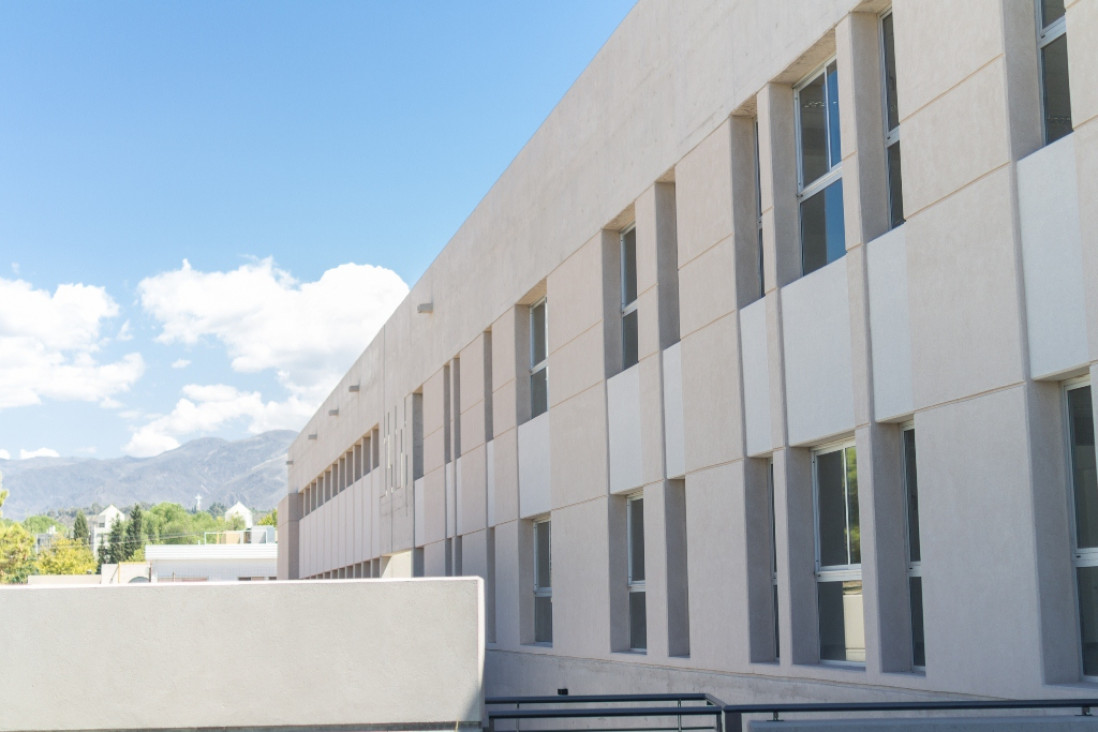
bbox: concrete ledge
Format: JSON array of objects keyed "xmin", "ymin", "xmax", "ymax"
[{"xmin": 748, "ymin": 716, "xmax": 1098, "ymax": 731}]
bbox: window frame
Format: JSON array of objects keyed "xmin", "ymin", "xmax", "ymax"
[
  {"xmin": 901, "ymin": 421, "xmax": 925, "ymax": 669},
  {"xmin": 533, "ymin": 516, "xmax": 553, "ymax": 645},
  {"xmin": 1036, "ymin": 0, "xmax": 1072, "ymax": 145},
  {"xmin": 879, "ymin": 8, "xmax": 905, "ymax": 228},
  {"xmin": 529, "ymin": 297, "xmax": 549, "ymax": 419},
  {"xmin": 768, "ymin": 458, "xmax": 780, "ymax": 660},
  {"xmin": 812, "ymin": 439, "xmax": 865, "ymax": 666},
  {"xmin": 1065, "ymin": 377, "xmax": 1098, "ymax": 678},
  {"xmin": 620, "ymin": 225, "xmax": 639, "ymax": 371},
  {"xmin": 626, "ymin": 492, "xmax": 647, "ymax": 652}
]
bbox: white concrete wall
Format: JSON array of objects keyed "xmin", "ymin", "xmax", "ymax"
[{"xmin": 0, "ymin": 579, "xmax": 483, "ymax": 731}]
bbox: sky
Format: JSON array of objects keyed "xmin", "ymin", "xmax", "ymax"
[{"xmin": 0, "ymin": 0, "xmax": 636, "ymax": 461}]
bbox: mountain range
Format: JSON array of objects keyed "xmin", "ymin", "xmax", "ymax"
[{"xmin": 0, "ymin": 430, "xmax": 295, "ymax": 520}]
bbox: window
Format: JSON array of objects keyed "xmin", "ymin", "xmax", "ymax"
[
  {"xmin": 627, "ymin": 494, "xmax": 647, "ymax": 651},
  {"xmin": 814, "ymin": 442, "xmax": 864, "ymax": 663},
  {"xmin": 530, "ymin": 299, "xmax": 549, "ymax": 419},
  {"xmin": 796, "ymin": 60, "xmax": 845, "ymax": 276},
  {"xmin": 620, "ymin": 226, "xmax": 639, "ymax": 370},
  {"xmin": 1067, "ymin": 381, "xmax": 1098, "ymax": 676},
  {"xmin": 754, "ymin": 120, "xmax": 765, "ymax": 299},
  {"xmin": 769, "ymin": 460, "xmax": 780, "ymax": 660},
  {"xmin": 1038, "ymin": 0, "xmax": 1072, "ymax": 145},
  {"xmin": 902, "ymin": 425, "xmax": 925, "ymax": 668},
  {"xmin": 881, "ymin": 10, "xmax": 904, "ymax": 228},
  {"xmin": 534, "ymin": 518, "xmax": 553, "ymax": 644}
]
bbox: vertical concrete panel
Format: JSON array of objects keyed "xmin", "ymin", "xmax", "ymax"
[
  {"xmin": 781, "ymin": 262, "xmax": 855, "ymax": 445},
  {"xmin": 740, "ymin": 298, "xmax": 773, "ymax": 456},
  {"xmin": 1018, "ymin": 136, "xmax": 1088, "ymax": 378},
  {"xmin": 554, "ymin": 498, "xmax": 612, "ymax": 658},
  {"xmin": 662, "ymin": 344, "xmax": 686, "ymax": 478},
  {"xmin": 608, "ymin": 366, "xmax": 644, "ymax": 495},
  {"xmin": 551, "ymin": 386, "xmax": 610, "ymax": 508},
  {"xmin": 682, "ymin": 315, "xmax": 744, "ymax": 471},
  {"xmin": 867, "ymin": 227, "xmax": 914, "ymax": 421},
  {"xmin": 518, "ymin": 413, "xmax": 552, "ymax": 518}
]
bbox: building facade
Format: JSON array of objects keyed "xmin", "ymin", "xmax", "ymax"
[{"xmin": 278, "ymin": 0, "xmax": 1098, "ymax": 704}]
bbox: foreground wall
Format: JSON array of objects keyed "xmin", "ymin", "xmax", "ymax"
[{"xmin": 0, "ymin": 579, "xmax": 483, "ymax": 731}]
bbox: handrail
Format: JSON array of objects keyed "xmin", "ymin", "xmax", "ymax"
[
  {"xmin": 723, "ymin": 697, "xmax": 1098, "ymax": 731},
  {"xmin": 487, "ymin": 692, "xmax": 720, "ymax": 705},
  {"xmin": 486, "ymin": 692, "xmax": 723, "ymax": 732}
]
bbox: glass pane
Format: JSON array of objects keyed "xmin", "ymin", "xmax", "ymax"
[
  {"xmin": 530, "ymin": 367, "xmax": 548, "ymax": 419},
  {"xmin": 903, "ymin": 428, "xmax": 921, "ymax": 563},
  {"xmin": 845, "ymin": 446, "xmax": 860, "ymax": 565},
  {"xmin": 798, "ymin": 73, "xmax": 828, "ymax": 184},
  {"xmin": 887, "ymin": 141, "xmax": 905, "ymax": 228},
  {"xmin": 629, "ymin": 591, "xmax": 647, "ymax": 650},
  {"xmin": 826, "ymin": 62, "xmax": 842, "ymax": 168},
  {"xmin": 629, "ymin": 497, "xmax": 645, "ymax": 582},
  {"xmin": 773, "ymin": 583, "xmax": 781, "ymax": 660},
  {"xmin": 1041, "ymin": 0, "xmax": 1066, "ymax": 27},
  {"xmin": 1080, "ymin": 566, "xmax": 1098, "ymax": 675},
  {"xmin": 530, "ymin": 301, "xmax": 547, "ymax": 365},
  {"xmin": 801, "ymin": 180, "xmax": 846, "ymax": 276},
  {"xmin": 621, "ymin": 228, "xmax": 638, "ymax": 306},
  {"xmin": 818, "ymin": 579, "xmax": 865, "ymax": 662},
  {"xmin": 534, "ymin": 595, "xmax": 553, "ymax": 643},
  {"xmin": 1069, "ymin": 386, "xmax": 1098, "ymax": 548},
  {"xmin": 910, "ymin": 576, "xmax": 925, "ymax": 667},
  {"xmin": 817, "ymin": 450, "xmax": 849, "ymax": 567},
  {"xmin": 535, "ymin": 520, "xmax": 551, "ymax": 588},
  {"xmin": 622, "ymin": 309, "xmax": 639, "ymax": 370},
  {"xmin": 881, "ymin": 13, "xmax": 899, "ymax": 132},
  {"xmin": 1042, "ymin": 35, "xmax": 1073, "ymax": 144}
]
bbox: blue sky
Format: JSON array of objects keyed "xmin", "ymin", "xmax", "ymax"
[{"xmin": 0, "ymin": 0, "xmax": 635, "ymax": 460}]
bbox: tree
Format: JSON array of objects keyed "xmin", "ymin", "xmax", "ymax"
[
  {"xmin": 207, "ymin": 501, "xmax": 227, "ymax": 519},
  {"xmin": 73, "ymin": 511, "xmax": 89, "ymax": 545},
  {"xmin": 124, "ymin": 505, "xmax": 146, "ymax": 561},
  {"xmin": 258, "ymin": 509, "xmax": 278, "ymax": 526},
  {"xmin": 0, "ymin": 522, "xmax": 35, "ymax": 583},
  {"xmin": 106, "ymin": 517, "xmax": 126, "ymax": 565},
  {"xmin": 23, "ymin": 514, "xmax": 64, "ymax": 535},
  {"xmin": 36, "ymin": 537, "xmax": 95, "ymax": 575}
]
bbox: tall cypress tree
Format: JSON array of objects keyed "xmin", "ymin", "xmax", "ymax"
[
  {"xmin": 124, "ymin": 506, "xmax": 145, "ymax": 561},
  {"xmin": 107, "ymin": 517, "xmax": 126, "ymax": 565},
  {"xmin": 73, "ymin": 511, "xmax": 89, "ymax": 545}
]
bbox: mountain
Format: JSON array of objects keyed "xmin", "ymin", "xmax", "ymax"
[{"xmin": 0, "ymin": 430, "xmax": 296, "ymax": 520}]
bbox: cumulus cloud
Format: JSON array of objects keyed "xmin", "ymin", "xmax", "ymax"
[
  {"xmin": 171, "ymin": 358, "xmax": 190, "ymax": 369},
  {"xmin": 20, "ymin": 447, "xmax": 60, "ymax": 459},
  {"xmin": 0, "ymin": 278, "xmax": 145, "ymax": 409},
  {"xmin": 0, "ymin": 449, "xmax": 9, "ymax": 460},
  {"xmin": 139, "ymin": 259, "xmax": 407, "ymax": 402},
  {"xmin": 123, "ymin": 383, "xmax": 315, "ymax": 457}
]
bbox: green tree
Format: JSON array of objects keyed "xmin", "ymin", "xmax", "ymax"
[
  {"xmin": 258, "ymin": 509, "xmax": 277, "ymax": 526},
  {"xmin": 73, "ymin": 511, "xmax": 89, "ymax": 545},
  {"xmin": 106, "ymin": 517, "xmax": 126, "ymax": 565},
  {"xmin": 36, "ymin": 537, "xmax": 95, "ymax": 575},
  {"xmin": 23, "ymin": 514, "xmax": 64, "ymax": 535},
  {"xmin": 207, "ymin": 501, "xmax": 227, "ymax": 519},
  {"xmin": 124, "ymin": 505, "xmax": 146, "ymax": 560},
  {"xmin": 0, "ymin": 522, "xmax": 35, "ymax": 583}
]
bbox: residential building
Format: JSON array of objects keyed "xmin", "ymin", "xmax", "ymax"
[
  {"xmin": 89, "ymin": 505, "xmax": 123, "ymax": 557},
  {"xmin": 279, "ymin": 0, "xmax": 1098, "ymax": 704}
]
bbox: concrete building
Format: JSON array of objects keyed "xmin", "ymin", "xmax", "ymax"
[
  {"xmin": 279, "ymin": 0, "xmax": 1098, "ymax": 706},
  {"xmin": 224, "ymin": 501, "xmax": 254, "ymax": 529},
  {"xmin": 146, "ymin": 543, "xmax": 277, "ymax": 582},
  {"xmin": 89, "ymin": 505, "xmax": 123, "ymax": 557}
]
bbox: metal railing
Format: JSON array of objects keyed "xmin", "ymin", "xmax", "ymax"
[
  {"xmin": 722, "ymin": 697, "xmax": 1098, "ymax": 731},
  {"xmin": 486, "ymin": 693, "xmax": 724, "ymax": 732}
]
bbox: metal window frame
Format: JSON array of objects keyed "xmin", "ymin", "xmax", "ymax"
[
  {"xmin": 626, "ymin": 492, "xmax": 647, "ymax": 651},
  {"xmin": 879, "ymin": 9, "xmax": 900, "ymax": 146},
  {"xmin": 794, "ymin": 58, "xmax": 843, "ymax": 202},
  {"xmin": 1036, "ymin": 0, "xmax": 1070, "ymax": 144},
  {"xmin": 533, "ymin": 517, "xmax": 552, "ymax": 594},
  {"xmin": 529, "ymin": 297, "xmax": 549, "ymax": 416},
  {"xmin": 620, "ymin": 225, "xmax": 639, "ymax": 314},
  {"xmin": 1064, "ymin": 377, "xmax": 1095, "ymax": 678},
  {"xmin": 812, "ymin": 439, "xmax": 861, "ymax": 578}
]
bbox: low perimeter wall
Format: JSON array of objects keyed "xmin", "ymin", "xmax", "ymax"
[
  {"xmin": 747, "ymin": 717, "xmax": 1098, "ymax": 731},
  {"xmin": 0, "ymin": 578, "xmax": 483, "ymax": 731}
]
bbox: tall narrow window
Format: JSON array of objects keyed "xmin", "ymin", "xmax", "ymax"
[
  {"xmin": 814, "ymin": 443, "xmax": 864, "ymax": 663},
  {"xmin": 620, "ymin": 227, "xmax": 639, "ymax": 370},
  {"xmin": 754, "ymin": 120, "xmax": 765, "ymax": 299},
  {"xmin": 1068, "ymin": 381, "xmax": 1098, "ymax": 676},
  {"xmin": 533, "ymin": 518, "xmax": 553, "ymax": 644},
  {"xmin": 902, "ymin": 426, "xmax": 925, "ymax": 667},
  {"xmin": 627, "ymin": 494, "xmax": 647, "ymax": 651},
  {"xmin": 881, "ymin": 10, "xmax": 904, "ymax": 228},
  {"xmin": 769, "ymin": 460, "xmax": 780, "ymax": 660},
  {"xmin": 1039, "ymin": 0, "xmax": 1072, "ymax": 145},
  {"xmin": 796, "ymin": 60, "xmax": 845, "ymax": 276},
  {"xmin": 530, "ymin": 299, "xmax": 549, "ymax": 419}
]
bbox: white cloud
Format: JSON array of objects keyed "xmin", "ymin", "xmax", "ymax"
[
  {"xmin": 20, "ymin": 447, "xmax": 60, "ymax": 459},
  {"xmin": 0, "ymin": 277, "xmax": 145, "ymax": 409},
  {"xmin": 139, "ymin": 257, "xmax": 407, "ymax": 402},
  {"xmin": 123, "ymin": 383, "xmax": 315, "ymax": 457},
  {"xmin": 171, "ymin": 358, "xmax": 190, "ymax": 369},
  {"xmin": 0, "ymin": 449, "xmax": 9, "ymax": 460}
]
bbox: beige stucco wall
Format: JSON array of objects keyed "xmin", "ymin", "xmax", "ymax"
[
  {"xmin": 0, "ymin": 579, "xmax": 483, "ymax": 731},
  {"xmin": 282, "ymin": 0, "xmax": 1098, "ymax": 708}
]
